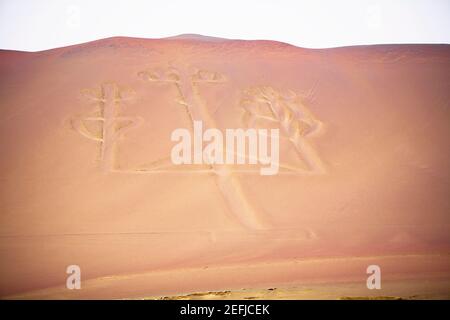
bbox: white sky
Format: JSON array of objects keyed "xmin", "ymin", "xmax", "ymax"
[{"xmin": 0, "ymin": 0, "xmax": 449, "ymax": 51}]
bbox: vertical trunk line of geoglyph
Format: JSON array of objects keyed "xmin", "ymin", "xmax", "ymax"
[
  {"xmin": 177, "ymin": 74, "xmax": 266, "ymax": 230},
  {"xmin": 100, "ymin": 83, "xmax": 117, "ymax": 172}
]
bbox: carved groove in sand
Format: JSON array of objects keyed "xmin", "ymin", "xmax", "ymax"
[
  {"xmin": 134, "ymin": 66, "xmax": 228, "ymax": 172},
  {"xmin": 71, "ymin": 69, "xmax": 326, "ymax": 230},
  {"xmin": 139, "ymin": 65, "xmax": 266, "ymax": 229},
  {"xmin": 71, "ymin": 82, "xmax": 143, "ymax": 172},
  {"xmin": 241, "ymin": 86, "xmax": 326, "ymax": 174}
]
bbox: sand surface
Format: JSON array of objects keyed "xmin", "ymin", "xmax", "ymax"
[{"xmin": 0, "ymin": 35, "xmax": 449, "ymax": 299}]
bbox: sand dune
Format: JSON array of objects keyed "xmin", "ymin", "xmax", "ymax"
[{"xmin": 0, "ymin": 35, "xmax": 449, "ymax": 299}]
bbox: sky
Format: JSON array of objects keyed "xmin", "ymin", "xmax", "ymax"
[{"xmin": 0, "ymin": 0, "xmax": 449, "ymax": 51}]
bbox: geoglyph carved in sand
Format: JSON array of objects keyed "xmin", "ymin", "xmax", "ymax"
[
  {"xmin": 241, "ymin": 86, "xmax": 326, "ymax": 174},
  {"xmin": 71, "ymin": 67, "xmax": 326, "ymax": 229},
  {"xmin": 138, "ymin": 64, "xmax": 267, "ymax": 229},
  {"xmin": 71, "ymin": 82, "xmax": 143, "ymax": 172}
]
